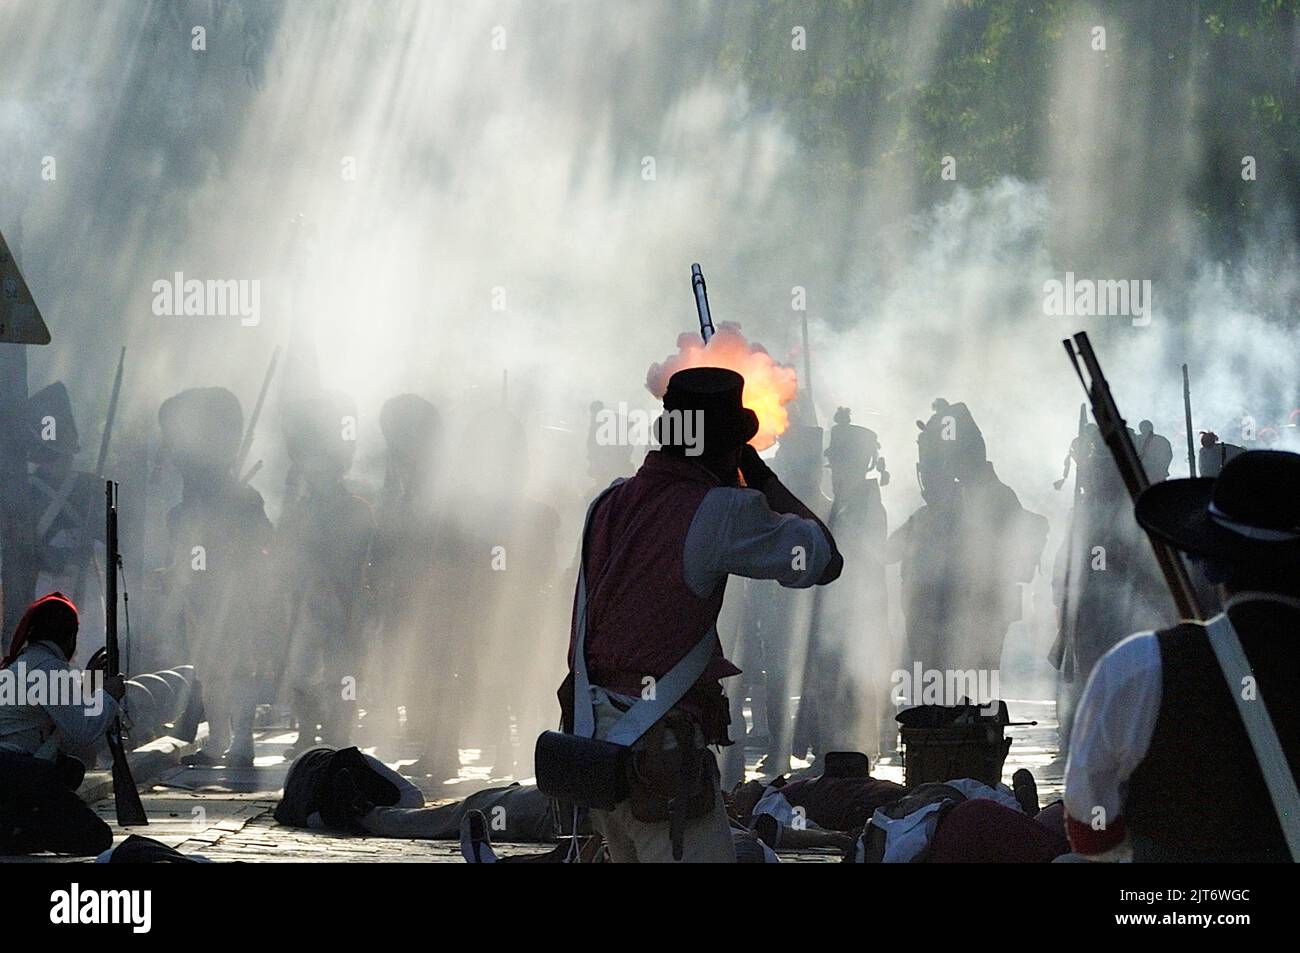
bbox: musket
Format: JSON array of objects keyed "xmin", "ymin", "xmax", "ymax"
[
  {"xmin": 96, "ymin": 347, "xmax": 126, "ymax": 478},
  {"xmin": 235, "ymin": 345, "xmax": 280, "ymax": 480},
  {"xmin": 104, "ymin": 480, "xmax": 148, "ymax": 826},
  {"xmin": 691, "ymin": 263, "xmax": 715, "ymax": 344},
  {"xmin": 1063, "ymin": 333, "xmax": 1204, "ymax": 622},
  {"xmin": 1182, "ymin": 363, "xmax": 1197, "ymax": 477},
  {"xmin": 70, "ymin": 346, "xmax": 126, "ymax": 605}
]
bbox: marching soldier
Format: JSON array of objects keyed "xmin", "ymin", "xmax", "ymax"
[
  {"xmin": 158, "ymin": 387, "xmax": 272, "ymax": 768},
  {"xmin": 447, "ymin": 405, "xmax": 561, "ymax": 776},
  {"xmin": 276, "ymin": 392, "xmax": 373, "ymax": 754},
  {"xmin": 22, "ymin": 383, "xmax": 106, "ymax": 657},
  {"xmin": 738, "ymin": 421, "xmax": 823, "ymax": 777},
  {"xmin": 798, "ymin": 408, "xmax": 892, "ymax": 759},
  {"xmin": 1137, "ymin": 419, "xmax": 1173, "ymax": 483},
  {"xmin": 888, "ymin": 399, "xmax": 1047, "ymax": 683},
  {"xmin": 368, "ymin": 394, "xmax": 459, "ymax": 779}
]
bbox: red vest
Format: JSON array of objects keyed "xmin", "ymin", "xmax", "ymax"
[{"xmin": 564, "ymin": 452, "xmax": 741, "ymax": 739}]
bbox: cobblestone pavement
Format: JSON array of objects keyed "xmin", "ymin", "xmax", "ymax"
[{"xmin": 9, "ymin": 699, "xmax": 1062, "ymax": 863}]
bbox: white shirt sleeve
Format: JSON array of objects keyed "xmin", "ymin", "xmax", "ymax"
[
  {"xmin": 363, "ymin": 753, "xmax": 424, "ymax": 807},
  {"xmin": 683, "ymin": 487, "xmax": 831, "ymax": 598},
  {"xmin": 29, "ymin": 650, "xmax": 118, "ymax": 755},
  {"xmin": 1063, "ymin": 631, "xmax": 1162, "ymax": 856}
]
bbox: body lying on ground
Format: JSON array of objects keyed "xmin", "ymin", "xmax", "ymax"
[{"xmin": 275, "ymin": 745, "xmax": 564, "ymax": 841}]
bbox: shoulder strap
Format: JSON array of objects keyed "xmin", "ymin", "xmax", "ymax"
[
  {"xmin": 1200, "ymin": 612, "xmax": 1300, "ymax": 860},
  {"xmin": 571, "ymin": 480, "xmax": 718, "ymax": 746}
]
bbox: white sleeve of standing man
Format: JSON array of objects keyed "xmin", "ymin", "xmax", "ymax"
[
  {"xmin": 683, "ymin": 486, "xmax": 832, "ymax": 597},
  {"xmin": 1063, "ymin": 631, "xmax": 1162, "ymax": 860}
]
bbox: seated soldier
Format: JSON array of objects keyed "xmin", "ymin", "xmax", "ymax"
[{"xmin": 0, "ymin": 593, "xmax": 123, "ymax": 856}]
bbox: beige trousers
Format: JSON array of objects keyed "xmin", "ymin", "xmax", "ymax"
[{"xmin": 587, "ymin": 689, "xmax": 736, "ymax": 864}]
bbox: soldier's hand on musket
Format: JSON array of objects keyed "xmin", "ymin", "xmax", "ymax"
[
  {"xmin": 739, "ymin": 445, "xmax": 843, "ymax": 583},
  {"xmin": 738, "ymin": 444, "xmax": 777, "ymax": 490},
  {"xmin": 102, "ymin": 674, "xmax": 126, "ymax": 701},
  {"xmin": 86, "ymin": 649, "xmax": 127, "ymax": 699}
]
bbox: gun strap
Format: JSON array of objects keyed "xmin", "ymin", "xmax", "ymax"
[{"xmin": 1200, "ymin": 608, "xmax": 1300, "ymax": 861}]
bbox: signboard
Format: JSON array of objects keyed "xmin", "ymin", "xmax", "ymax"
[{"xmin": 0, "ymin": 229, "xmax": 50, "ymax": 344}]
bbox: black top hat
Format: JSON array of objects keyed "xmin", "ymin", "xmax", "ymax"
[
  {"xmin": 158, "ymin": 387, "xmax": 243, "ymax": 468},
  {"xmin": 655, "ymin": 367, "xmax": 759, "ymax": 455},
  {"xmin": 821, "ymin": 750, "xmax": 871, "ymax": 779},
  {"xmin": 1135, "ymin": 450, "xmax": 1300, "ymax": 569}
]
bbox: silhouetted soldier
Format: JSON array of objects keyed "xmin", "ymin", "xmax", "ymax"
[
  {"xmin": 447, "ymin": 405, "xmax": 561, "ymax": 776},
  {"xmin": 276, "ymin": 392, "xmax": 373, "ymax": 754},
  {"xmin": 158, "ymin": 388, "xmax": 272, "ymax": 768},
  {"xmin": 1199, "ymin": 430, "xmax": 1246, "ymax": 478},
  {"xmin": 368, "ymin": 394, "xmax": 458, "ymax": 780},
  {"xmin": 733, "ymin": 421, "xmax": 823, "ymax": 777},
  {"xmin": 1052, "ymin": 420, "xmax": 1166, "ymax": 755},
  {"xmin": 22, "ymin": 383, "xmax": 106, "ymax": 656},
  {"xmin": 1137, "ymin": 419, "xmax": 1173, "ymax": 482},
  {"xmin": 798, "ymin": 408, "xmax": 892, "ymax": 758},
  {"xmin": 887, "ymin": 399, "xmax": 1046, "ymax": 686}
]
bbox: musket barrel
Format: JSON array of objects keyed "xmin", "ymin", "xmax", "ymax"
[
  {"xmin": 1064, "ymin": 333, "xmax": 1204, "ymax": 622},
  {"xmin": 691, "ymin": 263, "xmax": 714, "ymax": 344}
]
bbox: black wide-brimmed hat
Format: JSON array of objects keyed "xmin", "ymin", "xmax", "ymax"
[
  {"xmin": 1135, "ymin": 450, "xmax": 1300, "ymax": 568},
  {"xmin": 655, "ymin": 366, "xmax": 759, "ymax": 454}
]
